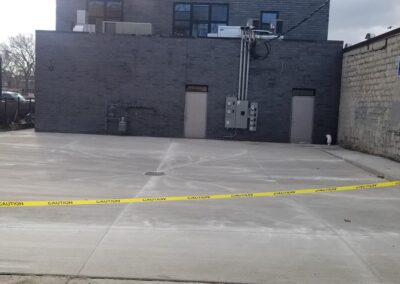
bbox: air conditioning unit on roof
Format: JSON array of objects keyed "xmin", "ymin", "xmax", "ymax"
[
  {"xmin": 73, "ymin": 24, "xmax": 96, "ymax": 33},
  {"xmin": 246, "ymin": 18, "xmax": 260, "ymax": 29},
  {"xmin": 73, "ymin": 10, "xmax": 96, "ymax": 33},
  {"xmin": 218, "ymin": 26, "xmax": 241, "ymax": 38}
]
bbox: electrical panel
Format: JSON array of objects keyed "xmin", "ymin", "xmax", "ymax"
[
  {"xmin": 225, "ymin": 97, "xmax": 237, "ymax": 128},
  {"xmin": 225, "ymin": 98, "xmax": 256, "ymax": 130},
  {"xmin": 249, "ymin": 102, "xmax": 259, "ymax": 132},
  {"xmin": 235, "ymin": 100, "xmax": 249, "ymax": 129}
]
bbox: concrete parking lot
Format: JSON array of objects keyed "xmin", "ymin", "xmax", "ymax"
[{"xmin": 0, "ymin": 130, "xmax": 400, "ymax": 284}]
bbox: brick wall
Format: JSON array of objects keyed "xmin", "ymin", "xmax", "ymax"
[
  {"xmin": 56, "ymin": 0, "xmax": 86, "ymax": 31},
  {"xmin": 56, "ymin": 0, "xmax": 330, "ymax": 41},
  {"xmin": 35, "ymin": 31, "xmax": 342, "ymax": 143},
  {"xmin": 338, "ymin": 31, "xmax": 400, "ymax": 161}
]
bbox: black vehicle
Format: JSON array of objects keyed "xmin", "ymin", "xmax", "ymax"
[{"xmin": 0, "ymin": 91, "xmax": 35, "ymax": 127}]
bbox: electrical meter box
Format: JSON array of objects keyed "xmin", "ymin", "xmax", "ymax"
[
  {"xmin": 249, "ymin": 102, "xmax": 259, "ymax": 132},
  {"xmin": 225, "ymin": 97, "xmax": 237, "ymax": 128},
  {"xmin": 225, "ymin": 98, "xmax": 249, "ymax": 129},
  {"xmin": 235, "ymin": 100, "xmax": 249, "ymax": 129}
]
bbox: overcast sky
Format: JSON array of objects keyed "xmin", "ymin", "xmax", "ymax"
[{"xmin": 0, "ymin": 0, "xmax": 399, "ymax": 44}]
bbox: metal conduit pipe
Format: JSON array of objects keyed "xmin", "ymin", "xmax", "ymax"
[
  {"xmin": 237, "ymin": 30, "xmax": 245, "ymax": 100},
  {"xmin": 241, "ymin": 30, "xmax": 249, "ymax": 100},
  {"xmin": 240, "ymin": 39, "xmax": 244, "ymax": 100},
  {"xmin": 244, "ymin": 33, "xmax": 251, "ymax": 101}
]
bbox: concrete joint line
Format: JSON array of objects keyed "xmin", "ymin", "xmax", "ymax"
[{"xmin": 76, "ymin": 142, "xmax": 176, "ymax": 276}]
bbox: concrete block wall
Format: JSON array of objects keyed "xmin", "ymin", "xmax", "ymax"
[
  {"xmin": 56, "ymin": 0, "xmax": 330, "ymax": 41},
  {"xmin": 36, "ymin": 31, "xmax": 343, "ymax": 143},
  {"xmin": 338, "ymin": 31, "xmax": 400, "ymax": 161}
]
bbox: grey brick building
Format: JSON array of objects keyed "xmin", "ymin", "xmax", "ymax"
[{"xmin": 36, "ymin": 0, "xmax": 343, "ymax": 144}]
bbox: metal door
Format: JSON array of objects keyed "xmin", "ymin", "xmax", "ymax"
[
  {"xmin": 184, "ymin": 91, "xmax": 208, "ymax": 139},
  {"xmin": 290, "ymin": 96, "xmax": 315, "ymax": 143}
]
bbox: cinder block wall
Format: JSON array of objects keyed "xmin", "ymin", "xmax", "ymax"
[
  {"xmin": 338, "ymin": 31, "xmax": 400, "ymax": 161},
  {"xmin": 36, "ymin": 31, "xmax": 342, "ymax": 143},
  {"xmin": 56, "ymin": 0, "xmax": 330, "ymax": 41}
]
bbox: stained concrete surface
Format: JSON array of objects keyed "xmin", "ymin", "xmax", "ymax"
[
  {"xmin": 0, "ymin": 130, "xmax": 399, "ymax": 284},
  {"xmin": 0, "ymin": 275, "xmax": 197, "ymax": 284},
  {"xmin": 324, "ymin": 147, "xmax": 400, "ymax": 180}
]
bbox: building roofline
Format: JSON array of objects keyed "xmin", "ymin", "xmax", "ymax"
[{"xmin": 344, "ymin": 27, "xmax": 400, "ymax": 52}]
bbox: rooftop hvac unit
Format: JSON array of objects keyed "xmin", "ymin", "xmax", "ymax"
[
  {"xmin": 246, "ymin": 18, "xmax": 260, "ymax": 29},
  {"xmin": 275, "ymin": 20, "xmax": 284, "ymax": 35},
  {"xmin": 265, "ymin": 20, "xmax": 284, "ymax": 35},
  {"xmin": 102, "ymin": 21, "xmax": 153, "ymax": 35},
  {"xmin": 73, "ymin": 24, "xmax": 96, "ymax": 33},
  {"xmin": 218, "ymin": 26, "xmax": 241, "ymax": 38},
  {"xmin": 73, "ymin": 9, "xmax": 95, "ymax": 33}
]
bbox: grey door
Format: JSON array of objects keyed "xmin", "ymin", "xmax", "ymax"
[
  {"xmin": 184, "ymin": 91, "xmax": 208, "ymax": 139},
  {"xmin": 290, "ymin": 96, "xmax": 315, "ymax": 143}
]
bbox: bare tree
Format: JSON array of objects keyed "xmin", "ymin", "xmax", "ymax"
[
  {"xmin": 0, "ymin": 34, "xmax": 35, "ymax": 94},
  {"xmin": 0, "ymin": 42, "xmax": 18, "ymax": 88}
]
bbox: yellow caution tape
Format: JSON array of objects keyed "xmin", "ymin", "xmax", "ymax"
[{"xmin": 1, "ymin": 181, "xmax": 399, "ymax": 208}]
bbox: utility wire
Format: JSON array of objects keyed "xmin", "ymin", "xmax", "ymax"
[
  {"xmin": 255, "ymin": 0, "xmax": 330, "ymax": 59},
  {"xmin": 271, "ymin": 0, "xmax": 330, "ymax": 41}
]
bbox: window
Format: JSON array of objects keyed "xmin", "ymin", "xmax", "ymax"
[
  {"xmin": 260, "ymin": 11, "xmax": 279, "ymax": 33},
  {"xmin": 193, "ymin": 5, "xmax": 209, "ymax": 21},
  {"xmin": 106, "ymin": 1, "xmax": 123, "ymax": 21},
  {"xmin": 88, "ymin": 0, "xmax": 123, "ymax": 32},
  {"xmin": 210, "ymin": 4, "xmax": 228, "ymax": 33},
  {"xmin": 173, "ymin": 3, "xmax": 228, "ymax": 37},
  {"xmin": 173, "ymin": 4, "xmax": 191, "ymax": 37}
]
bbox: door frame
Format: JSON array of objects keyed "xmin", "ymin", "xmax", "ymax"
[
  {"xmin": 289, "ymin": 89, "xmax": 316, "ymax": 144},
  {"xmin": 184, "ymin": 88, "xmax": 208, "ymax": 139}
]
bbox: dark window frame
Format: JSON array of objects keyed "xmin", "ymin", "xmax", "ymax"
[
  {"xmin": 173, "ymin": 2, "xmax": 229, "ymax": 38},
  {"xmin": 260, "ymin": 11, "xmax": 279, "ymax": 32},
  {"xmin": 87, "ymin": 0, "xmax": 124, "ymax": 31},
  {"xmin": 172, "ymin": 3, "xmax": 192, "ymax": 37}
]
